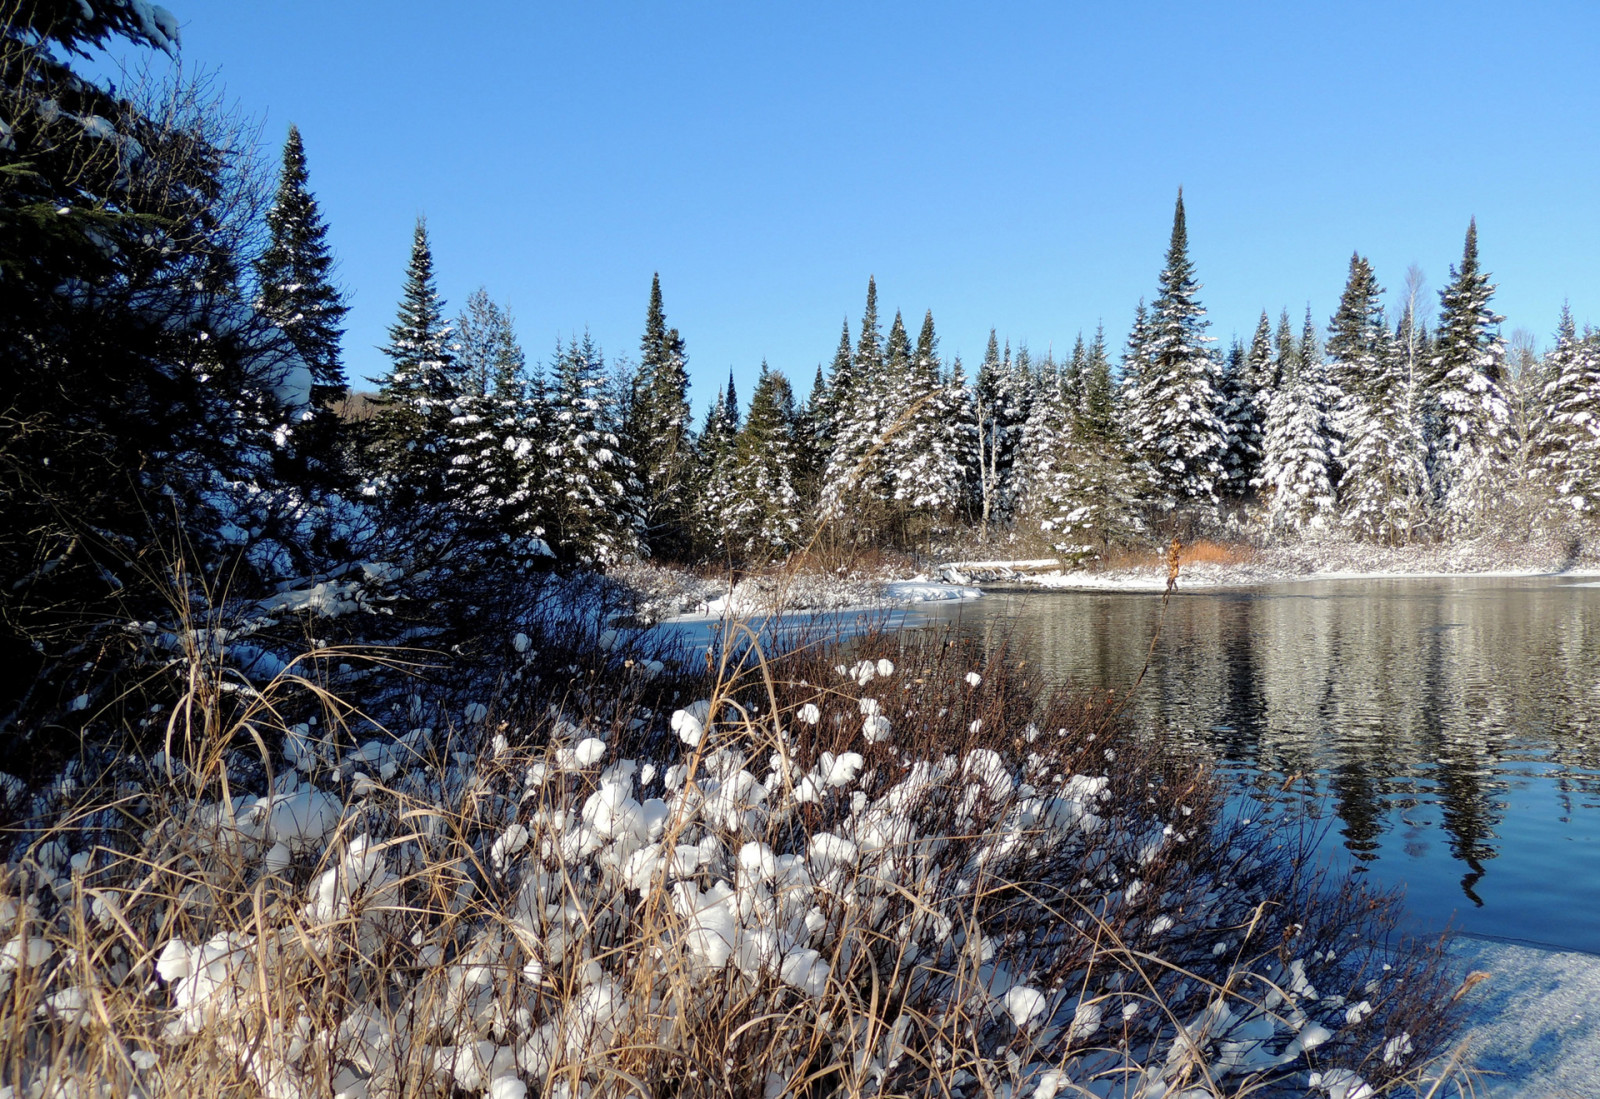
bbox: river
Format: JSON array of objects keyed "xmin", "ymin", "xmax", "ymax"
[{"xmin": 914, "ymin": 576, "xmax": 1600, "ymax": 954}]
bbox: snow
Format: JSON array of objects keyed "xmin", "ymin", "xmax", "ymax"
[
  {"xmin": 883, "ymin": 579, "xmax": 982, "ymax": 602},
  {"xmin": 1448, "ymin": 936, "xmax": 1600, "ymax": 1098}
]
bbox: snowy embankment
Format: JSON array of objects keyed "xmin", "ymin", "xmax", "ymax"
[
  {"xmin": 1448, "ymin": 936, "xmax": 1600, "ymax": 1097},
  {"xmin": 0, "ymin": 621, "xmax": 1466, "ymax": 1098},
  {"xmin": 1008, "ymin": 538, "xmax": 1600, "ymax": 592}
]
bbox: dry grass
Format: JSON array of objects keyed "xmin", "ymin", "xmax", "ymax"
[{"xmin": 0, "ymin": 586, "xmax": 1474, "ymax": 1098}]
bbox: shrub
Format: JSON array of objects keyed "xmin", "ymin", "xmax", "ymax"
[{"xmin": 0, "ymin": 616, "xmax": 1466, "ymax": 1098}]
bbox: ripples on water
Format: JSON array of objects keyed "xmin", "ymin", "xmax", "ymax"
[{"xmin": 916, "ymin": 577, "xmax": 1600, "ymax": 953}]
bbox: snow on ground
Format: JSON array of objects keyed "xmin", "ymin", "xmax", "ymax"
[
  {"xmin": 1449, "ymin": 936, "xmax": 1600, "ymax": 1097},
  {"xmin": 1019, "ymin": 539, "xmax": 1600, "ymax": 592},
  {"xmin": 881, "ymin": 579, "xmax": 982, "ymax": 602}
]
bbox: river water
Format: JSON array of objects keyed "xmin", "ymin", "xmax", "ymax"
[{"xmin": 914, "ymin": 576, "xmax": 1600, "ymax": 954}]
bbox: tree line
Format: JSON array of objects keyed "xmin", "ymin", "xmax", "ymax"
[
  {"xmin": 5, "ymin": 3, "xmax": 1600, "ymax": 734},
  {"xmin": 355, "ymin": 189, "xmax": 1600, "ymax": 567}
]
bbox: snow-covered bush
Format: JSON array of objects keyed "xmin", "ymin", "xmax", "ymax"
[{"xmin": 0, "ymin": 621, "xmax": 1467, "ymax": 1098}]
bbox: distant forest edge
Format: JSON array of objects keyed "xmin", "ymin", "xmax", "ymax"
[
  {"xmin": 346, "ymin": 196, "xmax": 1595, "ymax": 567},
  {"xmin": 5, "ymin": 3, "xmax": 1599, "ymax": 728}
]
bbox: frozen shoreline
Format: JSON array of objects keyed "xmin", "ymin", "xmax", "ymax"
[
  {"xmin": 997, "ymin": 540, "xmax": 1600, "ymax": 593},
  {"xmin": 1449, "ymin": 935, "xmax": 1600, "ymax": 1097}
]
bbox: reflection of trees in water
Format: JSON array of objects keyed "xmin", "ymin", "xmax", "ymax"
[{"xmin": 936, "ymin": 580, "xmax": 1600, "ymax": 897}]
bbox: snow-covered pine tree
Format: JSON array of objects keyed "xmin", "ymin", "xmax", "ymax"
[
  {"xmin": 974, "ymin": 332, "xmax": 1029, "ymax": 532},
  {"xmin": 622, "ymin": 274, "xmax": 694, "ymax": 559},
  {"xmin": 372, "ymin": 217, "xmax": 461, "ymax": 505},
  {"xmin": 1255, "ymin": 308, "xmax": 1338, "ymax": 535},
  {"xmin": 820, "ymin": 280, "xmax": 893, "ymax": 528},
  {"xmin": 1328, "ymin": 256, "xmax": 1431, "ymax": 544},
  {"xmin": 542, "ymin": 332, "xmax": 639, "ymax": 565},
  {"xmin": 1427, "ymin": 220, "xmax": 1513, "ymax": 532},
  {"xmin": 256, "ymin": 125, "xmax": 348, "ymax": 408},
  {"xmin": 1013, "ymin": 347, "xmax": 1068, "ymax": 520},
  {"xmin": 1217, "ymin": 338, "xmax": 1251, "ymax": 500},
  {"xmin": 1038, "ymin": 325, "xmax": 1141, "ymax": 562},
  {"xmin": 793, "ymin": 364, "xmax": 831, "ymax": 509},
  {"xmin": 947, "ymin": 355, "xmax": 983, "ymax": 523},
  {"xmin": 693, "ymin": 374, "xmax": 742, "ymax": 558},
  {"xmin": 726, "ymin": 364, "xmax": 804, "ymax": 557},
  {"xmin": 1223, "ymin": 311, "xmax": 1274, "ymax": 498},
  {"xmin": 885, "ymin": 311, "xmax": 969, "ymax": 536},
  {"xmin": 443, "ymin": 292, "xmax": 549, "ymax": 555},
  {"xmin": 1129, "ymin": 190, "xmax": 1229, "ymax": 513},
  {"xmin": 1115, "ymin": 301, "xmax": 1153, "ymax": 477},
  {"xmin": 254, "ymin": 124, "xmax": 348, "ymax": 483},
  {"xmin": 1537, "ymin": 307, "xmax": 1600, "ymax": 519}
]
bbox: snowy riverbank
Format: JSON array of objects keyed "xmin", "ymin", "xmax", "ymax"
[
  {"xmin": 1449, "ymin": 936, "xmax": 1600, "ymax": 1097},
  {"xmin": 1009, "ymin": 538, "xmax": 1600, "ymax": 592}
]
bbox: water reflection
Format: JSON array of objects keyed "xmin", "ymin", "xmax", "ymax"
[{"xmin": 916, "ymin": 577, "xmax": 1600, "ymax": 952}]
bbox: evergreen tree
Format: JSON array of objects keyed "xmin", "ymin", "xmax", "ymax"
[
  {"xmin": 886, "ymin": 310, "xmax": 969, "ymax": 533},
  {"xmin": 1217, "ymin": 338, "xmax": 1252, "ymax": 498},
  {"xmin": 820, "ymin": 281, "xmax": 893, "ymax": 526},
  {"xmin": 542, "ymin": 333, "xmax": 639, "ymax": 565},
  {"xmin": 1537, "ymin": 307, "xmax": 1600, "ymax": 518},
  {"xmin": 818, "ymin": 318, "xmax": 853, "ymax": 449},
  {"xmin": 455, "ymin": 287, "xmax": 504, "ymax": 399},
  {"xmin": 1115, "ymin": 300, "xmax": 1153, "ymax": 460},
  {"xmin": 1427, "ymin": 220, "xmax": 1512, "ymax": 531},
  {"xmin": 256, "ymin": 124, "xmax": 348, "ymax": 407},
  {"xmin": 974, "ymin": 332, "xmax": 1029, "ymax": 531},
  {"xmin": 1329, "ymin": 257, "xmax": 1431, "ymax": 543},
  {"xmin": 726, "ymin": 364, "xmax": 804, "ymax": 556},
  {"xmin": 1129, "ymin": 191, "xmax": 1229, "ymax": 510},
  {"xmin": 1013, "ymin": 348, "xmax": 1067, "ymax": 519},
  {"xmin": 1038, "ymin": 325, "xmax": 1141, "ymax": 561},
  {"xmin": 372, "ymin": 217, "xmax": 461, "ymax": 503},
  {"xmin": 446, "ymin": 294, "xmax": 548, "ymax": 551},
  {"xmin": 1273, "ymin": 309, "xmax": 1297, "ymax": 389},
  {"xmin": 1256, "ymin": 308, "xmax": 1337, "ymax": 535},
  {"xmin": 623, "ymin": 274, "xmax": 694, "ymax": 559},
  {"xmin": 693, "ymin": 373, "xmax": 743, "ymax": 557},
  {"xmin": 1224, "ymin": 312, "xmax": 1274, "ymax": 497}
]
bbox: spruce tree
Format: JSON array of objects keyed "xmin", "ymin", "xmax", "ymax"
[
  {"xmin": 1038, "ymin": 325, "xmax": 1141, "ymax": 562},
  {"xmin": 1428, "ymin": 219, "xmax": 1512, "ymax": 531},
  {"xmin": 693, "ymin": 374, "xmax": 743, "ymax": 558},
  {"xmin": 792, "ymin": 364, "xmax": 831, "ymax": 510},
  {"xmin": 1013, "ymin": 349, "xmax": 1067, "ymax": 519},
  {"xmin": 372, "ymin": 217, "xmax": 460, "ymax": 503},
  {"xmin": 1130, "ymin": 191, "xmax": 1229, "ymax": 511},
  {"xmin": 1223, "ymin": 312, "xmax": 1274, "ymax": 497},
  {"xmin": 622, "ymin": 274, "xmax": 694, "ymax": 559},
  {"xmin": 1329, "ymin": 257, "xmax": 1431, "ymax": 543},
  {"xmin": 885, "ymin": 310, "xmax": 968, "ymax": 534},
  {"xmin": 820, "ymin": 280, "xmax": 893, "ymax": 527},
  {"xmin": 1537, "ymin": 307, "xmax": 1600, "ymax": 518},
  {"xmin": 726, "ymin": 364, "xmax": 804, "ymax": 556},
  {"xmin": 974, "ymin": 332, "xmax": 1029, "ymax": 531},
  {"xmin": 256, "ymin": 124, "xmax": 348, "ymax": 407},
  {"xmin": 542, "ymin": 332, "xmax": 639, "ymax": 564},
  {"xmin": 1256, "ymin": 309, "xmax": 1338, "ymax": 535}
]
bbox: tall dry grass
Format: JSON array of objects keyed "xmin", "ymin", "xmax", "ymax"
[{"xmin": 0, "ymin": 593, "xmax": 1475, "ymax": 1098}]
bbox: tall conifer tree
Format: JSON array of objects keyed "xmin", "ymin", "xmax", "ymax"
[
  {"xmin": 1129, "ymin": 190, "xmax": 1229, "ymax": 510},
  {"xmin": 373, "ymin": 217, "xmax": 460, "ymax": 502},
  {"xmin": 1428, "ymin": 220, "xmax": 1512, "ymax": 531},
  {"xmin": 623, "ymin": 274, "xmax": 694, "ymax": 558},
  {"xmin": 256, "ymin": 124, "xmax": 348, "ymax": 407},
  {"xmin": 1329, "ymin": 256, "xmax": 1430, "ymax": 543}
]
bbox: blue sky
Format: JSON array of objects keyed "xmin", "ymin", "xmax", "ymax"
[{"xmin": 107, "ymin": 2, "xmax": 1600, "ymax": 411}]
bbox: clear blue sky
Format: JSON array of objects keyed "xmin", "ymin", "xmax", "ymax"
[{"xmin": 106, "ymin": 2, "xmax": 1600, "ymax": 412}]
